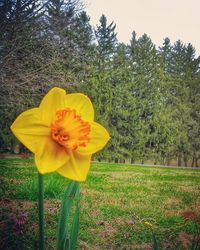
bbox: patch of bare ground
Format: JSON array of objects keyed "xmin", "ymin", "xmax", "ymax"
[
  {"xmin": 82, "ymin": 189, "xmax": 110, "ymax": 202},
  {"xmin": 0, "ymin": 198, "xmax": 35, "ymax": 211},
  {"xmin": 97, "ymin": 221, "xmax": 118, "ymax": 238},
  {"xmin": 0, "ymin": 198, "xmax": 61, "ymax": 212},
  {"xmin": 177, "ymin": 184, "xmax": 196, "ymax": 192},
  {"xmin": 177, "ymin": 232, "xmax": 193, "ymax": 249},
  {"xmin": 195, "ymin": 196, "xmax": 200, "ymax": 209},
  {"xmin": 82, "ymin": 189, "xmax": 129, "ymax": 208},
  {"xmin": 162, "ymin": 229, "xmax": 200, "ymax": 250},
  {"xmin": 163, "ymin": 197, "xmax": 182, "ymax": 215},
  {"xmin": 165, "ymin": 209, "xmax": 180, "ymax": 216},
  {"xmin": 81, "ymin": 188, "xmax": 99, "ymax": 196},
  {"xmin": 79, "ymin": 240, "xmax": 100, "ymax": 250},
  {"xmin": 90, "ymin": 218, "xmax": 139, "ymax": 249},
  {"xmin": 89, "ymin": 208, "xmax": 101, "ymax": 219},
  {"xmin": 121, "ymin": 243, "xmax": 152, "ymax": 250},
  {"xmin": 5, "ymin": 177, "xmax": 26, "ymax": 185},
  {"xmin": 165, "ymin": 197, "xmax": 181, "ymax": 206},
  {"xmin": 44, "ymin": 199, "xmax": 60, "ymax": 214},
  {"xmin": 83, "ymin": 242, "xmax": 152, "ymax": 250},
  {"xmin": 112, "ymin": 217, "xmax": 136, "ymax": 226}
]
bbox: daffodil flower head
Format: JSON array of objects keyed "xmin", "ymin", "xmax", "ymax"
[{"xmin": 11, "ymin": 87, "xmax": 110, "ymax": 181}]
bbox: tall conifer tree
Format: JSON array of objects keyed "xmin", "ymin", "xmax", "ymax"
[{"xmin": 95, "ymin": 14, "xmax": 118, "ymax": 70}]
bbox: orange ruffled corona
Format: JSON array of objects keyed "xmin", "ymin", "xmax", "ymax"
[
  {"xmin": 51, "ymin": 108, "xmax": 90, "ymax": 150},
  {"xmin": 10, "ymin": 87, "xmax": 110, "ymax": 181}
]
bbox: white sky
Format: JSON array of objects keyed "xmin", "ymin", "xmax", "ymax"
[{"xmin": 85, "ymin": 0, "xmax": 200, "ymax": 56}]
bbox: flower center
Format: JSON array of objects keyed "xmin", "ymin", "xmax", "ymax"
[{"xmin": 51, "ymin": 108, "xmax": 90, "ymax": 150}]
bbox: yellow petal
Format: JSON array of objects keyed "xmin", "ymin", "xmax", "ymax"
[
  {"xmin": 57, "ymin": 150, "xmax": 91, "ymax": 181},
  {"xmin": 77, "ymin": 122, "xmax": 110, "ymax": 155},
  {"xmin": 35, "ymin": 137, "xmax": 69, "ymax": 173},
  {"xmin": 39, "ymin": 87, "xmax": 66, "ymax": 124},
  {"xmin": 65, "ymin": 93, "xmax": 94, "ymax": 121},
  {"xmin": 10, "ymin": 108, "xmax": 50, "ymax": 153}
]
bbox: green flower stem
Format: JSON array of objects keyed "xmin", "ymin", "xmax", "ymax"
[
  {"xmin": 56, "ymin": 181, "xmax": 80, "ymax": 250},
  {"xmin": 38, "ymin": 172, "xmax": 44, "ymax": 250}
]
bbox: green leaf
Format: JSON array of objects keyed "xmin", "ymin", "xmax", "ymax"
[
  {"xmin": 56, "ymin": 181, "xmax": 80, "ymax": 250},
  {"xmin": 152, "ymin": 231, "xmax": 159, "ymax": 250},
  {"xmin": 190, "ymin": 232, "xmax": 197, "ymax": 250},
  {"xmin": 69, "ymin": 200, "xmax": 80, "ymax": 250}
]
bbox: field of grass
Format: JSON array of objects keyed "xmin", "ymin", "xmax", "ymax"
[{"xmin": 0, "ymin": 158, "xmax": 200, "ymax": 250}]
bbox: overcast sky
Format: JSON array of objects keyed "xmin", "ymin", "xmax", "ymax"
[{"xmin": 85, "ymin": 0, "xmax": 200, "ymax": 56}]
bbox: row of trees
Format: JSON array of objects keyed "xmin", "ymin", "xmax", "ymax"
[{"xmin": 0, "ymin": 0, "xmax": 200, "ymax": 167}]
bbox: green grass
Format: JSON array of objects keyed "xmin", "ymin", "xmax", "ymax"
[{"xmin": 0, "ymin": 158, "xmax": 200, "ymax": 249}]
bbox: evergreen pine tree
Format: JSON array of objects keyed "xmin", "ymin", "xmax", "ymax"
[
  {"xmin": 95, "ymin": 14, "xmax": 118, "ymax": 71},
  {"xmin": 46, "ymin": 0, "xmax": 94, "ymax": 82},
  {"xmin": 128, "ymin": 32, "xmax": 161, "ymax": 162}
]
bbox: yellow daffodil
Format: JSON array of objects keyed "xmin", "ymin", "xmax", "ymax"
[{"xmin": 11, "ymin": 87, "xmax": 110, "ymax": 181}]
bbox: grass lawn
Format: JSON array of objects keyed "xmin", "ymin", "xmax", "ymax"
[{"xmin": 0, "ymin": 158, "xmax": 200, "ymax": 249}]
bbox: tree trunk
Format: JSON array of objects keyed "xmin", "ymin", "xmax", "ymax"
[
  {"xmin": 195, "ymin": 157, "xmax": 198, "ymax": 168},
  {"xmin": 191, "ymin": 152, "xmax": 196, "ymax": 168},
  {"xmin": 166, "ymin": 158, "xmax": 170, "ymax": 166},
  {"xmin": 177, "ymin": 154, "xmax": 182, "ymax": 167},
  {"xmin": 131, "ymin": 158, "xmax": 135, "ymax": 164},
  {"xmin": 183, "ymin": 154, "xmax": 188, "ymax": 167}
]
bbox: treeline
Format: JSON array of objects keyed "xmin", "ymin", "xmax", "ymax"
[{"xmin": 0, "ymin": 0, "xmax": 200, "ymax": 167}]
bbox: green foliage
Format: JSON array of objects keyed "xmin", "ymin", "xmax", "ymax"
[
  {"xmin": 0, "ymin": 0, "xmax": 200, "ymax": 166},
  {"xmin": 56, "ymin": 181, "xmax": 80, "ymax": 250},
  {"xmin": 95, "ymin": 14, "xmax": 118, "ymax": 70}
]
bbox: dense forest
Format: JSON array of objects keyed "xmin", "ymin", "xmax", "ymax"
[{"xmin": 0, "ymin": 0, "xmax": 200, "ymax": 167}]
